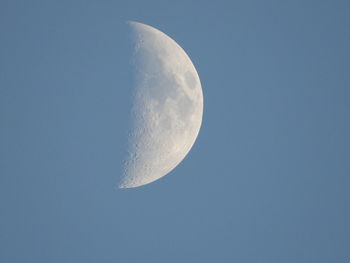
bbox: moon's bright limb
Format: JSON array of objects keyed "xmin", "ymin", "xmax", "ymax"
[{"xmin": 119, "ymin": 21, "xmax": 203, "ymax": 188}]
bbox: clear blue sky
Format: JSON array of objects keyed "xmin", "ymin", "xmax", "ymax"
[{"xmin": 1, "ymin": 1, "xmax": 349, "ymax": 262}]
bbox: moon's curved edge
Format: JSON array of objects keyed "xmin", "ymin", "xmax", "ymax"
[{"xmin": 119, "ymin": 21, "xmax": 204, "ymax": 189}]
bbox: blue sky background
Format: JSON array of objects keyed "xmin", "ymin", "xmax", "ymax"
[{"xmin": 1, "ymin": 0, "xmax": 349, "ymax": 262}]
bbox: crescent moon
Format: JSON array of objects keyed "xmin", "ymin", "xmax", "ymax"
[{"xmin": 119, "ymin": 21, "xmax": 204, "ymax": 188}]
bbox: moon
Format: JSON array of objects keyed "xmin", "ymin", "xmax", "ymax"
[{"xmin": 119, "ymin": 21, "xmax": 203, "ymax": 188}]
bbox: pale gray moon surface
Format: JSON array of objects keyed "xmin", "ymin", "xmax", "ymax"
[{"xmin": 119, "ymin": 22, "xmax": 203, "ymax": 188}]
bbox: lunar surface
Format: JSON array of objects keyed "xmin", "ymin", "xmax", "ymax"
[{"xmin": 119, "ymin": 21, "xmax": 203, "ymax": 188}]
